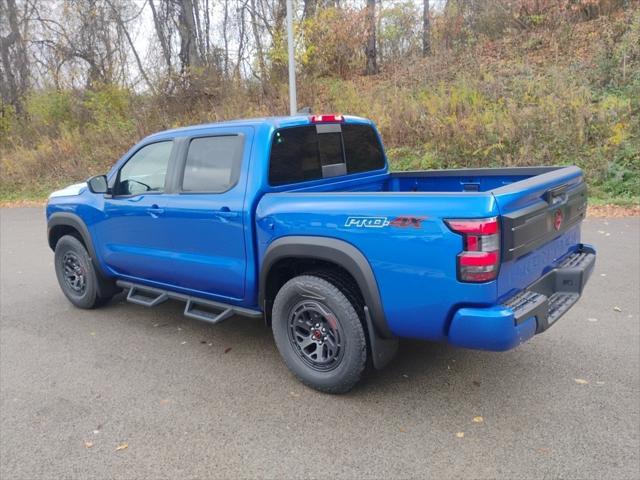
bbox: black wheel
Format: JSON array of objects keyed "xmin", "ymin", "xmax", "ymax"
[
  {"xmin": 272, "ymin": 274, "xmax": 368, "ymax": 393},
  {"xmin": 54, "ymin": 235, "xmax": 112, "ymax": 309}
]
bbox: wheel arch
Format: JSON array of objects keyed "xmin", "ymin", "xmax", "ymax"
[
  {"xmin": 47, "ymin": 212, "xmax": 119, "ymax": 298},
  {"xmin": 48, "ymin": 212, "xmax": 95, "ymax": 255},
  {"xmin": 259, "ymin": 236, "xmax": 393, "ymax": 339}
]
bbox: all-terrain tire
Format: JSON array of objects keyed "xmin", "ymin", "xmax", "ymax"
[
  {"xmin": 54, "ymin": 235, "xmax": 113, "ymax": 309},
  {"xmin": 272, "ymin": 274, "xmax": 368, "ymax": 393}
]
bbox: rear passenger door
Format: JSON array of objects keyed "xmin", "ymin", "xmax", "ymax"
[{"xmin": 157, "ymin": 129, "xmax": 252, "ymax": 301}]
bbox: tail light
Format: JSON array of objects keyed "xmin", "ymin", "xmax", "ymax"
[
  {"xmin": 445, "ymin": 217, "xmax": 500, "ymax": 282},
  {"xmin": 310, "ymin": 114, "xmax": 344, "ymax": 123}
]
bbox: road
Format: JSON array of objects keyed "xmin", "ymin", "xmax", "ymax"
[{"xmin": 1, "ymin": 208, "xmax": 639, "ymax": 480}]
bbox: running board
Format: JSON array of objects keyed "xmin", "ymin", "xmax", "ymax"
[{"xmin": 116, "ymin": 281, "xmax": 263, "ymax": 326}]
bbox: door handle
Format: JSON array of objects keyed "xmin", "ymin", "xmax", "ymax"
[
  {"xmin": 147, "ymin": 204, "xmax": 164, "ymax": 217},
  {"xmin": 214, "ymin": 207, "xmax": 239, "ymax": 219}
]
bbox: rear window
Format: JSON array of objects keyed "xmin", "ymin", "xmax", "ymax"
[{"xmin": 269, "ymin": 123, "xmax": 385, "ymax": 186}]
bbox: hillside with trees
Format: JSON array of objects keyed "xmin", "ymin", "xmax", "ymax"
[{"xmin": 1, "ymin": 0, "xmax": 638, "ymax": 204}]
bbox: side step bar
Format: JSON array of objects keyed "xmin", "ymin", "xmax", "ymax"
[{"xmin": 116, "ymin": 281, "xmax": 263, "ymax": 326}]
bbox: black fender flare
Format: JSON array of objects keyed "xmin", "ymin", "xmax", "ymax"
[
  {"xmin": 48, "ymin": 212, "xmax": 95, "ymax": 255},
  {"xmin": 47, "ymin": 212, "xmax": 119, "ymax": 297},
  {"xmin": 259, "ymin": 236, "xmax": 393, "ymax": 339}
]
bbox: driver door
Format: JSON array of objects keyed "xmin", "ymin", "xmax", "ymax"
[{"xmin": 95, "ymin": 140, "xmax": 177, "ymax": 281}]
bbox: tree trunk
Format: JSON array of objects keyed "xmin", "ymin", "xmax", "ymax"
[
  {"xmin": 1, "ymin": 0, "xmax": 29, "ymax": 113},
  {"xmin": 364, "ymin": 0, "xmax": 377, "ymax": 75},
  {"xmin": 222, "ymin": 0, "xmax": 230, "ymax": 77},
  {"xmin": 302, "ymin": 0, "xmax": 316, "ymax": 19},
  {"xmin": 422, "ymin": 0, "xmax": 431, "ymax": 56},
  {"xmin": 148, "ymin": 0, "xmax": 173, "ymax": 75},
  {"xmin": 234, "ymin": 0, "xmax": 246, "ymax": 80},
  {"xmin": 105, "ymin": 0, "xmax": 155, "ymax": 93},
  {"xmin": 249, "ymin": 0, "xmax": 269, "ymax": 95},
  {"xmin": 177, "ymin": 0, "xmax": 202, "ymax": 72}
]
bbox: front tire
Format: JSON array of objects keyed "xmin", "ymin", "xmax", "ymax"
[
  {"xmin": 272, "ymin": 274, "xmax": 368, "ymax": 393},
  {"xmin": 54, "ymin": 235, "xmax": 112, "ymax": 309}
]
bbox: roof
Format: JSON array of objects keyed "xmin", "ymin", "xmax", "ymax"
[{"xmin": 145, "ymin": 114, "xmax": 373, "ymax": 141}]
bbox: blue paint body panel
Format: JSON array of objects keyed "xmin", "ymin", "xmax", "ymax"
[{"xmin": 46, "ymin": 115, "xmax": 594, "ymax": 351}]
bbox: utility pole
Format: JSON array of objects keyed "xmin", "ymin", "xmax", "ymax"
[{"xmin": 286, "ymin": 0, "xmax": 297, "ymax": 115}]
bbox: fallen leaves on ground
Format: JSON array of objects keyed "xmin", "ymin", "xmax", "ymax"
[
  {"xmin": 224, "ymin": 347, "xmax": 232, "ymax": 354},
  {"xmin": 472, "ymin": 416, "xmax": 484, "ymax": 423},
  {"xmin": 84, "ymin": 441, "xmax": 93, "ymax": 449},
  {"xmin": 115, "ymin": 443, "xmax": 128, "ymax": 451},
  {"xmin": 574, "ymin": 378, "xmax": 589, "ymax": 385},
  {"xmin": 456, "ymin": 432, "xmax": 465, "ymax": 438},
  {"xmin": 587, "ymin": 205, "xmax": 640, "ymax": 218},
  {"xmin": 472, "ymin": 380, "xmax": 481, "ymax": 387}
]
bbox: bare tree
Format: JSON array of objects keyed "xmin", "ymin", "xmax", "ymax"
[
  {"xmin": 249, "ymin": 0, "xmax": 269, "ymax": 94},
  {"xmin": 302, "ymin": 0, "xmax": 316, "ymax": 19},
  {"xmin": 222, "ymin": 0, "xmax": 230, "ymax": 76},
  {"xmin": 177, "ymin": 0, "xmax": 202, "ymax": 72},
  {"xmin": 1, "ymin": 0, "xmax": 30, "ymax": 113},
  {"xmin": 29, "ymin": 0, "xmax": 130, "ymax": 88},
  {"xmin": 364, "ymin": 0, "xmax": 377, "ymax": 74},
  {"xmin": 233, "ymin": 0, "xmax": 248, "ymax": 80},
  {"xmin": 105, "ymin": 0, "xmax": 155, "ymax": 92},
  {"xmin": 422, "ymin": 0, "xmax": 431, "ymax": 56},
  {"xmin": 148, "ymin": 0, "xmax": 173, "ymax": 75}
]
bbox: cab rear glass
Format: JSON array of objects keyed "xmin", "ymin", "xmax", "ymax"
[{"xmin": 268, "ymin": 123, "xmax": 385, "ymax": 186}]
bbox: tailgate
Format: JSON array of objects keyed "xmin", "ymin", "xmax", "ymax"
[{"xmin": 492, "ymin": 166, "xmax": 588, "ymax": 299}]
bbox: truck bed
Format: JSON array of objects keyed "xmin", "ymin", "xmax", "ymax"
[
  {"xmin": 256, "ymin": 165, "xmax": 587, "ymax": 340},
  {"xmin": 287, "ymin": 166, "xmax": 564, "ymax": 194}
]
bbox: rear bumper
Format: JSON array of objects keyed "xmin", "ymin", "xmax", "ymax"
[{"xmin": 448, "ymin": 244, "xmax": 596, "ymax": 351}]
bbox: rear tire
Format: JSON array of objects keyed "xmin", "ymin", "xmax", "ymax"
[
  {"xmin": 272, "ymin": 274, "xmax": 368, "ymax": 393},
  {"xmin": 54, "ymin": 235, "xmax": 113, "ymax": 309}
]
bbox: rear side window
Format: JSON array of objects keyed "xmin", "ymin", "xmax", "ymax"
[
  {"xmin": 182, "ymin": 135, "xmax": 244, "ymax": 192},
  {"xmin": 269, "ymin": 127, "xmax": 320, "ymax": 186},
  {"xmin": 269, "ymin": 123, "xmax": 385, "ymax": 186}
]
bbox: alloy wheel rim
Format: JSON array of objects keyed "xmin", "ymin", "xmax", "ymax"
[
  {"xmin": 287, "ymin": 300, "xmax": 344, "ymax": 371},
  {"xmin": 62, "ymin": 251, "xmax": 87, "ymax": 294}
]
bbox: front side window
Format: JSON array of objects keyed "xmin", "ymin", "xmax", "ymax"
[
  {"xmin": 115, "ymin": 141, "xmax": 173, "ymax": 195},
  {"xmin": 182, "ymin": 135, "xmax": 244, "ymax": 192}
]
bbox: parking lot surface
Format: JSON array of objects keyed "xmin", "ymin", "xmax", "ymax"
[{"xmin": 1, "ymin": 208, "xmax": 639, "ymax": 479}]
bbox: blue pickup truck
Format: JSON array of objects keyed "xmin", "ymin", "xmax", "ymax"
[{"xmin": 46, "ymin": 114, "xmax": 595, "ymax": 393}]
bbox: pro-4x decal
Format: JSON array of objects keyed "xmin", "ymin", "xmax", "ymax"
[{"xmin": 344, "ymin": 216, "xmax": 426, "ymax": 229}]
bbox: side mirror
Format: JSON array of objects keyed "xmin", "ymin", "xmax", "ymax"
[{"xmin": 87, "ymin": 175, "xmax": 109, "ymax": 194}]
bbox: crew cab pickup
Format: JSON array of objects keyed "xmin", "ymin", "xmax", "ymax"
[{"xmin": 47, "ymin": 114, "xmax": 596, "ymax": 393}]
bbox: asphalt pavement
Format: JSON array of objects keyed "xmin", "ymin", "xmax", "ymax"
[{"xmin": 1, "ymin": 208, "xmax": 639, "ymax": 479}]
